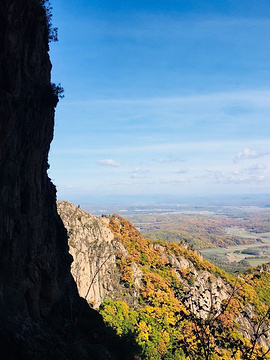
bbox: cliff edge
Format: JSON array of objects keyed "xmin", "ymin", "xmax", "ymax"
[
  {"xmin": 0, "ymin": 3, "xmax": 138, "ymax": 359},
  {"xmin": 0, "ymin": 0, "xmax": 75, "ymax": 323}
]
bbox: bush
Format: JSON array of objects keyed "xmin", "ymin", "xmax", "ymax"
[{"xmin": 38, "ymin": 0, "xmax": 58, "ymax": 42}]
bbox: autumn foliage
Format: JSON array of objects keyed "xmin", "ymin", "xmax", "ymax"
[{"xmin": 98, "ymin": 215, "xmax": 270, "ymax": 359}]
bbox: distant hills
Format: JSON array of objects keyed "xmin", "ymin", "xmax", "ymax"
[{"xmin": 60, "ymin": 193, "xmax": 270, "ymax": 216}]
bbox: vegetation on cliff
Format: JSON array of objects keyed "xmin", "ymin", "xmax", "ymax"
[{"xmin": 96, "ymin": 214, "xmax": 270, "ymax": 359}]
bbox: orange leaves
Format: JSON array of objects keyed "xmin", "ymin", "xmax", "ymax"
[
  {"xmin": 156, "ymin": 339, "xmax": 167, "ymax": 356},
  {"xmin": 109, "ymin": 215, "xmax": 122, "ymax": 234}
]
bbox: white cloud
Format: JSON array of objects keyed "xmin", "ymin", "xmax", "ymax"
[
  {"xmin": 97, "ymin": 159, "xmax": 121, "ymax": 167},
  {"xmin": 232, "ymin": 163, "xmax": 266, "ymax": 176},
  {"xmin": 244, "ymin": 163, "xmax": 267, "ymax": 173},
  {"xmin": 204, "ymin": 167, "xmax": 268, "ymax": 185},
  {"xmin": 234, "ymin": 148, "xmax": 268, "ymax": 162}
]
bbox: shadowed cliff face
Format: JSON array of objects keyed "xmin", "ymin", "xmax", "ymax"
[
  {"xmin": 0, "ymin": 3, "xmax": 139, "ymax": 359},
  {"xmin": 0, "ymin": 0, "xmax": 74, "ymax": 322}
]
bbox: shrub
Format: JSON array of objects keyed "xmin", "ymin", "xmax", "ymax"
[{"xmin": 38, "ymin": 0, "xmax": 58, "ymax": 42}]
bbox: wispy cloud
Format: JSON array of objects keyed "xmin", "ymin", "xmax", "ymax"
[
  {"xmin": 97, "ymin": 159, "xmax": 121, "ymax": 167},
  {"xmin": 203, "ymin": 166, "xmax": 268, "ymax": 185},
  {"xmin": 234, "ymin": 148, "xmax": 269, "ymax": 162},
  {"xmin": 245, "ymin": 163, "xmax": 267, "ymax": 172}
]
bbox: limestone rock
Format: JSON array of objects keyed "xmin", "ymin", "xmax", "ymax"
[{"xmin": 58, "ymin": 201, "xmax": 143, "ymax": 308}]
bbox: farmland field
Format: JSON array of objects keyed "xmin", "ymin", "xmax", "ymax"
[
  {"xmin": 200, "ymin": 232, "xmax": 270, "ymax": 268},
  {"xmin": 126, "ymin": 203, "xmax": 270, "ymax": 272}
]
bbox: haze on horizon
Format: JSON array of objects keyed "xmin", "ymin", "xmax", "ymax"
[{"xmin": 48, "ymin": 0, "xmax": 270, "ymax": 203}]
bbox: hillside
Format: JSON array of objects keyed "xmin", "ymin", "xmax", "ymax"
[
  {"xmin": 127, "ymin": 211, "xmax": 269, "ymax": 249},
  {"xmin": 126, "ymin": 211, "xmax": 270, "ymax": 273},
  {"xmin": 58, "ymin": 201, "xmax": 270, "ymax": 359}
]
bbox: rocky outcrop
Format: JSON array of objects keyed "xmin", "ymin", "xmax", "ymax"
[
  {"xmin": 57, "ymin": 201, "xmax": 143, "ymax": 309},
  {"xmin": 151, "ymin": 243, "xmax": 229, "ymax": 318},
  {"xmin": 58, "ymin": 201, "xmax": 231, "ymax": 316}
]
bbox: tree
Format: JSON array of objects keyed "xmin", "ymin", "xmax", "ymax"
[{"xmin": 179, "ymin": 275, "xmax": 270, "ymax": 359}]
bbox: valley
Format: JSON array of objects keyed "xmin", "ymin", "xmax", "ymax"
[
  {"xmin": 201, "ymin": 229, "xmax": 270, "ymax": 269},
  {"xmin": 116, "ymin": 201, "xmax": 270, "ymax": 273},
  {"xmin": 80, "ymin": 196, "xmax": 270, "ymax": 272}
]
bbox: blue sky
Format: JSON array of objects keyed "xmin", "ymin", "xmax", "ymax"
[{"xmin": 48, "ymin": 0, "xmax": 270, "ymax": 201}]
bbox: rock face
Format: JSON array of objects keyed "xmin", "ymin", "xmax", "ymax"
[
  {"xmin": 0, "ymin": 4, "xmax": 141, "ymax": 358},
  {"xmin": 150, "ymin": 243, "xmax": 229, "ymax": 319},
  {"xmin": 58, "ymin": 201, "xmax": 143, "ymax": 309},
  {"xmin": 0, "ymin": 0, "xmax": 75, "ymax": 326}
]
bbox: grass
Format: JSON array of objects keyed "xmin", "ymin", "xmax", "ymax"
[
  {"xmin": 225, "ymin": 227, "xmax": 259, "ymax": 238},
  {"xmin": 247, "ymin": 258, "xmax": 270, "ymax": 267},
  {"xmin": 201, "ymin": 236, "xmax": 270, "ymax": 268}
]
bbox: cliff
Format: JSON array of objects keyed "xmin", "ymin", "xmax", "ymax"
[
  {"xmin": 0, "ymin": 0, "xmax": 76, "ymax": 323},
  {"xmin": 0, "ymin": 2, "xmax": 136, "ymax": 359},
  {"xmin": 57, "ymin": 201, "xmax": 143, "ymax": 309},
  {"xmin": 58, "ymin": 201, "xmax": 230, "ymax": 315}
]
